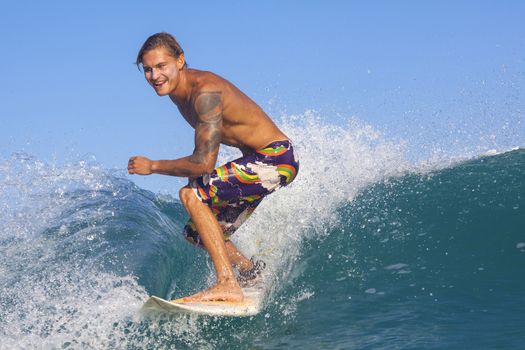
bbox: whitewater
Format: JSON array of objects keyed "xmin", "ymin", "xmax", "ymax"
[{"xmin": 1, "ymin": 114, "xmax": 523, "ymax": 349}]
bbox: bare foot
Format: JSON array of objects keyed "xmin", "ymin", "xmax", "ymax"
[{"xmin": 178, "ymin": 281, "xmax": 244, "ymax": 303}]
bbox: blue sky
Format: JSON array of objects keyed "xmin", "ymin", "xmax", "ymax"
[{"xmin": 1, "ymin": 1, "xmax": 524, "ymax": 193}]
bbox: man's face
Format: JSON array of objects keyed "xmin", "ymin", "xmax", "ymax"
[{"xmin": 142, "ymin": 46, "xmax": 183, "ymax": 96}]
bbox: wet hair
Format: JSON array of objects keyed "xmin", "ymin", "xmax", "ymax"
[{"xmin": 136, "ymin": 32, "xmax": 188, "ymax": 69}]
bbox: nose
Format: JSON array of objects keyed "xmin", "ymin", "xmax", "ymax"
[{"xmin": 150, "ymin": 68, "xmax": 160, "ymax": 80}]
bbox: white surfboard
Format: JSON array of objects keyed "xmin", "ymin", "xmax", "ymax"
[{"xmin": 142, "ymin": 284, "xmax": 265, "ymax": 317}]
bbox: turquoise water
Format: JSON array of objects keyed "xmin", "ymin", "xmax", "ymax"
[{"xmin": 1, "ymin": 120, "xmax": 524, "ymax": 349}]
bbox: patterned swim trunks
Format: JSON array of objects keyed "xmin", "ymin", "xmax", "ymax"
[{"xmin": 183, "ymin": 140, "xmax": 299, "ymax": 245}]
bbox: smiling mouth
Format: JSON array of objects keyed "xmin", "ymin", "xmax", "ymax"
[{"xmin": 153, "ymin": 81, "xmax": 167, "ymax": 89}]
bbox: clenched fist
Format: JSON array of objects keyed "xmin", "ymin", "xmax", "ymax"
[{"xmin": 128, "ymin": 156, "xmax": 154, "ymax": 175}]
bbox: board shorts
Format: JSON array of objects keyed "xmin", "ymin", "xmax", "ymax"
[{"xmin": 183, "ymin": 140, "xmax": 299, "ymax": 246}]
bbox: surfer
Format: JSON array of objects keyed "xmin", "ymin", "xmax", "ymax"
[{"xmin": 128, "ymin": 33, "xmax": 299, "ymax": 303}]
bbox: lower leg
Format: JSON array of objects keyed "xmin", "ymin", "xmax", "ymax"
[
  {"xmin": 225, "ymin": 241, "xmax": 254, "ymax": 273},
  {"xmin": 179, "ymin": 187, "xmax": 242, "ymax": 302},
  {"xmin": 225, "ymin": 241, "xmax": 266, "ymax": 288}
]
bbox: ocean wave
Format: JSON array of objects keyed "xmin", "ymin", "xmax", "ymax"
[{"xmin": 1, "ymin": 119, "xmax": 523, "ymax": 349}]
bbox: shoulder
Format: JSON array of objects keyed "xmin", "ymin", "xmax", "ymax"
[
  {"xmin": 189, "ymin": 69, "xmax": 228, "ymax": 90},
  {"xmin": 193, "ymin": 91, "xmax": 222, "ymax": 117},
  {"xmin": 188, "ymin": 72, "xmax": 225, "ymax": 112},
  {"xmin": 188, "ymin": 80, "xmax": 222, "ymax": 121}
]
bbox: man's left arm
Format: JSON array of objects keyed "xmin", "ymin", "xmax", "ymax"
[{"xmin": 128, "ymin": 92, "xmax": 222, "ymax": 177}]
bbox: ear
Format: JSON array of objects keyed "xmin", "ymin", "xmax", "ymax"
[{"xmin": 176, "ymin": 53, "xmax": 186, "ymax": 70}]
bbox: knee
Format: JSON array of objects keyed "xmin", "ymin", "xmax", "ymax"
[{"xmin": 179, "ymin": 186, "xmax": 197, "ymax": 209}]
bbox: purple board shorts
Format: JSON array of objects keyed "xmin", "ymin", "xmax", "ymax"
[{"xmin": 183, "ymin": 140, "xmax": 299, "ymax": 245}]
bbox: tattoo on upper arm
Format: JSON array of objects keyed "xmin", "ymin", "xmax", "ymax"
[
  {"xmin": 194, "ymin": 92, "xmax": 222, "ymax": 123},
  {"xmin": 190, "ymin": 92, "xmax": 223, "ymax": 166}
]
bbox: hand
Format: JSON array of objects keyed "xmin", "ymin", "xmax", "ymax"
[{"xmin": 128, "ymin": 156, "xmax": 153, "ymax": 175}]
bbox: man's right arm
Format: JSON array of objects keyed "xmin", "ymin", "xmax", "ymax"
[{"xmin": 128, "ymin": 91, "xmax": 223, "ymax": 177}]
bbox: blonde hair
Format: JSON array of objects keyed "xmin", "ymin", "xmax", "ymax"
[{"xmin": 136, "ymin": 32, "xmax": 188, "ymax": 69}]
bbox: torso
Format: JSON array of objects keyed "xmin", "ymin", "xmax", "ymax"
[{"xmin": 170, "ymin": 70, "xmax": 288, "ymax": 152}]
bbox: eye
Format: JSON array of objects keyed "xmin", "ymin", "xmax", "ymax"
[{"xmin": 144, "ymin": 67, "xmax": 152, "ymax": 73}]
